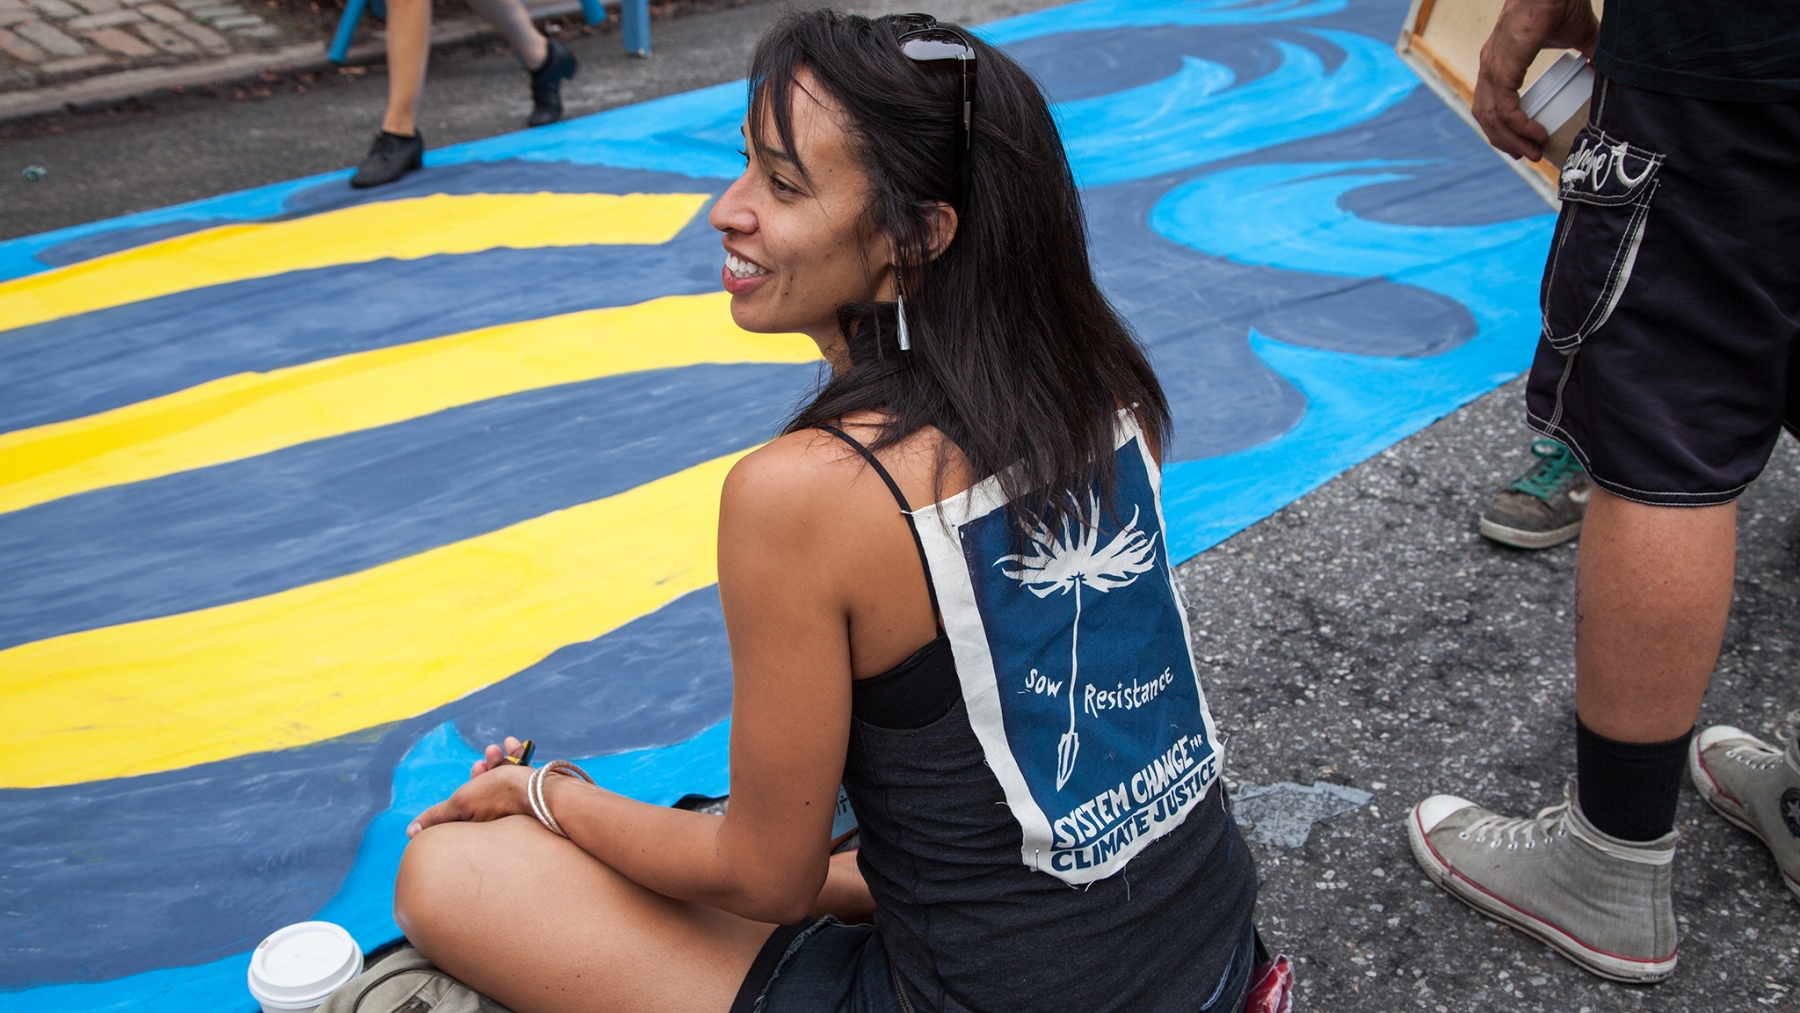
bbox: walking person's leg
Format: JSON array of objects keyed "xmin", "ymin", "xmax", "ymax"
[
  {"xmin": 460, "ymin": 0, "xmax": 578, "ymax": 126},
  {"xmin": 352, "ymin": 0, "xmax": 577, "ymax": 187},
  {"xmin": 464, "ymin": 0, "xmax": 547, "ymax": 72},
  {"xmin": 351, "ymin": 0, "xmax": 430, "ymax": 188},
  {"xmin": 379, "ymin": 0, "xmax": 432, "ymax": 138}
]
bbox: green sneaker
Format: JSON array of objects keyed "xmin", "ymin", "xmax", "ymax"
[
  {"xmin": 1408, "ymin": 781, "xmax": 1679, "ymax": 983},
  {"xmin": 1479, "ymin": 439, "xmax": 1592, "ymax": 549},
  {"xmin": 1689, "ymin": 710, "xmax": 1800, "ymax": 902}
]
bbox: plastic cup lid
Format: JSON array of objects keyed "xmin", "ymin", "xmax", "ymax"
[{"xmin": 247, "ymin": 921, "xmax": 364, "ymax": 1009}]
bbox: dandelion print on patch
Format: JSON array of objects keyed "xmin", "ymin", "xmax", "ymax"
[{"xmin": 912, "ymin": 412, "xmax": 1222, "ymax": 884}]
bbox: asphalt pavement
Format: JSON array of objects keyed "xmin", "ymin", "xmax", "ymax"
[
  {"xmin": 1192, "ymin": 377, "xmax": 1800, "ymax": 1011},
  {"xmin": 6, "ymin": 0, "xmax": 1798, "ymax": 1005}
]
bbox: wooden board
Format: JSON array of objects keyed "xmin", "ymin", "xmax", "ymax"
[{"xmin": 1397, "ymin": 0, "xmax": 1602, "ymax": 203}]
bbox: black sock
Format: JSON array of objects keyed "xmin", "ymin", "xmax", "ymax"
[{"xmin": 1575, "ymin": 719, "xmax": 1693, "ymax": 842}]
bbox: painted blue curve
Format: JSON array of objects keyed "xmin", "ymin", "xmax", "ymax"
[
  {"xmin": 0, "ymin": 175, "xmax": 346, "ymax": 282},
  {"xmin": 1143, "ymin": 152, "xmax": 1552, "ymax": 557},
  {"xmin": 444, "ymin": 81, "xmax": 749, "ymax": 181},
  {"xmin": 1, "ymin": 719, "xmax": 732, "ymax": 1013},
  {"xmin": 1163, "ymin": 327, "xmax": 1528, "ymax": 562},
  {"xmin": 1060, "ymin": 30, "xmax": 1419, "ymax": 186},
  {"xmin": 1157, "ymin": 180, "xmax": 1555, "ymax": 556},
  {"xmin": 978, "ymin": 0, "xmax": 1349, "ymax": 44},
  {"xmin": 1150, "ymin": 160, "xmax": 1551, "ymax": 277},
  {"xmin": 1079, "ymin": 170, "xmax": 1483, "ymax": 463},
  {"xmin": 0, "ymin": 361, "xmax": 814, "ymax": 650}
]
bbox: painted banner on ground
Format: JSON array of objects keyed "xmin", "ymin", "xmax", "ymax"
[{"xmin": 0, "ymin": 0, "xmax": 1553, "ymax": 1007}]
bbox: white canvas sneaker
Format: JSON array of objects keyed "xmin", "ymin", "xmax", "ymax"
[
  {"xmin": 1408, "ymin": 781, "xmax": 1678, "ymax": 983},
  {"xmin": 1688, "ymin": 709, "xmax": 1800, "ymax": 902}
]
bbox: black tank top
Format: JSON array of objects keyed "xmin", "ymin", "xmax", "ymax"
[{"xmin": 820, "ymin": 425, "xmax": 1257, "ymax": 1013}]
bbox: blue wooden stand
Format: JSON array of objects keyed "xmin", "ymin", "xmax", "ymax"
[{"xmin": 328, "ymin": 0, "xmax": 648, "ymax": 65}]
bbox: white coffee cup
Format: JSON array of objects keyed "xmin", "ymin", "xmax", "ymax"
[
  {"xmin": 246, "ymin": 921, "xmax": 365, "ymax": 1013},
  {"xmin": 1520, "ymin": 50, "xmax": 1595, "ymax": 136}
]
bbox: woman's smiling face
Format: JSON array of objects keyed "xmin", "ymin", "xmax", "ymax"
[{"xmin": 709, "ymin": 69, "xmax": 895, "ymax": 366}]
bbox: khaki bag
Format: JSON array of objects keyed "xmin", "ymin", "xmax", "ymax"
[{"xmin": 318, "ymin": 945, "xmax": 511, "ymax": 1013}]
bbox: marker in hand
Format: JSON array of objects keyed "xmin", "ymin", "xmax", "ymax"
[
  {"xmin": 492, "ymin": 738, "xmax": 536, "ymax": 770},
  {"xmin": 405, "ymin": 737, "xmax": 536, "ymax": 838}
]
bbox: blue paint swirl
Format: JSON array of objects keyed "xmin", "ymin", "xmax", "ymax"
[
  {"xmin": 979, "ymin": 0, "xmax": 1350, "ymax": 44},
  {"xmin": 1150, "ymin": 161, "xmax": 1554, "ymax": 558},
  {"xmin": 1060, "ymin": 31, "xmax": 1418, "ymax": 186},
  {"xmin": 1150, "ymin": 160, "xmax": 1550, "ymax": 277}
]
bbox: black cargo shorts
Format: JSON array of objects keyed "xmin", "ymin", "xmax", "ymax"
[{"xmin": 1525, "ymin": 76, "xmax": 1800, "ymax": 506}]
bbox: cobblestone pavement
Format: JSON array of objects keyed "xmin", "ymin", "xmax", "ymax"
[
  {"xmin": 0, "ymin": 0, "xmax": 285, "ymax": 90},
  {"xmin": 1181, "ymin": 377, "xmax": 1800, "ymax": 1011}
]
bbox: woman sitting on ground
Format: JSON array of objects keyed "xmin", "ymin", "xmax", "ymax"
[{"xmin": 395, "ymin": 10, "xmax": 1259, "ymax": 1012}]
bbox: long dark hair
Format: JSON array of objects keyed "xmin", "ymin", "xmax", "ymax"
[{"xmin": 752, "ymin": 9, "xmax": 1170, "ymax": 530}]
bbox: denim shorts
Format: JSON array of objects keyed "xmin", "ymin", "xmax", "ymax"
[
  {"xmin": 1525, "ymin": 76, "xmax": 1800, "ymax": 505},
  {"xmin": 730, "ymin": 918, "xmax": 1258, "ymax": 1013},
  {"xmin": 729, "ymin": 919, "xmax": 903, "ymax": 1013}
]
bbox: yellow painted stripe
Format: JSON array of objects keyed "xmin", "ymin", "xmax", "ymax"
[
  {"xmin": 0, "ymin": 451, "xmax": 747, "ymax": 789},
  {"xmin": 0, "ymin": 292, "xmax": 815, "ymax": 515},
  {"xmin": 0, "ymin": 192, "xmax": 710, "ymax": 332}
]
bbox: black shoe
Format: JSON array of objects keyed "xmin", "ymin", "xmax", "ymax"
[
  {"xmin": 527, "ymin": 39, "xmax": 577, "ymax": 127},
  {"xmin": 350, "ymin": 130, "xmax": 424, "ymax": 189}
]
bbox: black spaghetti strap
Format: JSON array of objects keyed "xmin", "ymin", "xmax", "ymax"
[{"xmin": 818, "ymin": 425, "xmax": 943, "ymax": 625}]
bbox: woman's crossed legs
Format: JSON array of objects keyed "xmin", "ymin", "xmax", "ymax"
[{"xmin": 396, "ymin": 815, "xmax": 777, "ymax": 1013}]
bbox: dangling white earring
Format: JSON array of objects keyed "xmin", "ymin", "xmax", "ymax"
[{"xmin": 896, "ymin": 292, "xmax": 912, "ymax": 352}]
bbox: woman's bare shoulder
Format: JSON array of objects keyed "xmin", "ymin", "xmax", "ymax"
[
  {"xmin": 722, "ymin": 419, "xmax": 963, "ymax": 524},
  {"xmin": 721, "ymin": 429, "xmax": 861, "ymax": 520}
]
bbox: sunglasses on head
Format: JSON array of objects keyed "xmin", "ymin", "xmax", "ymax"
[{"xmin": 884, "ymin": 13, "xmax": 977, "ymax": 202}]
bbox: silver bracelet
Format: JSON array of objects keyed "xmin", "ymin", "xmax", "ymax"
[{"xmin": 526, "ymin": 760, "xmax": 595, "ymax": 838}]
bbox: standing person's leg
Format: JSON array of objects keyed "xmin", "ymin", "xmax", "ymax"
[
  {"xmin": 1408, "ymin": 78, "xmax": 1800, "ymax": 983},
  {"xmin": 1574, "ymin": 494, "xmax": 1735, "ymax": 745},
  {"xmin": 1688, "ymin": 335, "xmax": 1800, "ymax": 905},
  {"xmin": 1571, "ymin": 493, "xmax": 1734, "ymax": 840}
]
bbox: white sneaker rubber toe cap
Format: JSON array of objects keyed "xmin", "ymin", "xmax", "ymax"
[
  {"xmin": 1694, "ymin": 724, "xmax": 1753, "ymax": 751},
  {"xmin": 1414, "ymin": 794, "xmax": 1477, "ymax": 833}
]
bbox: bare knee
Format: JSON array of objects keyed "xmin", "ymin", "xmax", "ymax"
[{"xmin": 395, "ymin": 816, "xmax": 541, "ymax": 945}]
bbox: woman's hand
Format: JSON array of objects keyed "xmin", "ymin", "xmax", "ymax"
[
  {"xmin": 406, "ymin": 736, "xmax": 533, "ymax": 838},
  {"xmin": 470, "ymin": 735, "xmax": 528, "ymax": 780}
]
